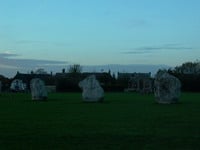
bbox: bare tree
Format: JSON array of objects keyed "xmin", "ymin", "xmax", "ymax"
[
  {"xmin": 68, "ymin": 64, "xmax": 82, "ymax": 73},
  {"xmin": 35, "ymin": 68, "xmax": 47, "ymax": 74}
]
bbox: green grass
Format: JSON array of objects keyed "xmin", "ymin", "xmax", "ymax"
[{"xmin": 0, "ymin": 92, "xmax": 200, "ymax": 150}]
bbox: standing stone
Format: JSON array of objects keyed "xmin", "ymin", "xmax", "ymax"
[
  {"xmin": 154, "ymin": 71, "xmax": 181, "ymax": 104},
  {"xmin": 10, "ymin": 79, "xmax": 26, "ymax": 92},
  {"xmin": 30, "ymin": 78, "xmax": 47, "ymax": 100},
  {"xmin": 79, "ymin": 75, "xmax": 104, "ymax": 102}
]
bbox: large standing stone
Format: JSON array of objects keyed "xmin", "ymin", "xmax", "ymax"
[
  {"xmin": 79, "ymin": 75, "xmax": 104, "ymax": 102},
  {"xmin": 154, "ymin": 71, "xmax": 181, "ymax": 104},
  {"xmin": 10, "ymin": 79, "xmax": 26, "ymax": 92},
  {"xmin": 30, "ymin": 78, "xmax": 47, "ymax": 100}
]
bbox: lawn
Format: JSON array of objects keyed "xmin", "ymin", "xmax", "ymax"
[{"xmin": 0, "ymin": 92, "xmax": 200, "ymax": 150}]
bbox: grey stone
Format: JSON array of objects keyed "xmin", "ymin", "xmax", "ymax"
[
  {"xmin": 10, "ymin": 79, "xmax": 26, "ymax": 92},
  {"xmin": 30, "ymin": 78, "xmax": 47, "ymax": 100},
  {"xmin": 154, "ymin": 71, "xmax": 181, "ymax": 104},
  {"xmin": 79, "ymin": 75, "xmax": 104, "ymax": 102}
]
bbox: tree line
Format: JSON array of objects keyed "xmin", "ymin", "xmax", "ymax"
[
  {"xmin": 167, "ymin": 61, "xmax": 200, "ymax": 92},
  {"xmin": 0, "ymin": 62, "xmax": 200, "ymax": 92}
]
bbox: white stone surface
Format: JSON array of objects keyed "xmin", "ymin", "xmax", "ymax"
[
  {"xmin": 154, "ymin": 71, "xmax": 181, "ymax": 104},
  {"xmin": 79, "ymin": 75, "xmax": 104, "ymax": 102},
  {"xmin": 10, "ymin": 79, "xmax": 26, "ymax": 92},
  {"xmin": 30, "ymin": 78, "xmax": 47, "ymax": 100}
]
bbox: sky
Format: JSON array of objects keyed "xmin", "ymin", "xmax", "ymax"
[{"xmin": 0, "ymin": 0, "xmax": 200, "ymax": 77}]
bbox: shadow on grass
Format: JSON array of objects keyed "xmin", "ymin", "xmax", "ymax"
[{"xmin": 1, "ymin": 134, "xmax": 200, "ymax": 150}]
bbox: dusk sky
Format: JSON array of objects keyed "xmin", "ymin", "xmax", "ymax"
[{"xmin": 0, "ymin": 0, "xmax": 200, "ymax": 77}]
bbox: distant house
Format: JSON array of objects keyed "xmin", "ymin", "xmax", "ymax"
[
  {"xmin": 12, "ymin": 70, "xmax": 153, "ymax": 92},
  {"xmin": 12, "ymin": 72, "xmax": 55, "ymax": 90},
  {"xmin": 55, "ymin": 70, "xmax": 113, "ymax": 85},
  {"xmin": 196, "ymin": 63, "xmax": 200, "ymax": 74},
  {"xmin": 55, "ymin": 69, "xmax": 68, "ymax": 78},
  {"xmin": 81, "ymin": 72, "xmax": 113, "ymax": 85},
  {"xmin": 118, "ymin": 72, "xmax": 153, "ymax": 93},
  {"xmin": 54, "ymin": 70, "xmax": 115, "ymax": 91},
  {"xmin": 118, "ymin": 72, "xmax": 151, "ymax": 80},
  {"xmin": 0, "ymin": 74, "xmax": 10, "ymax": 91}
]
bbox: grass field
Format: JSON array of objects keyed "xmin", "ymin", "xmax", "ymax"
[{"xmin": 0, "ymin": 92, "xmax": 200, "ymax": 150}]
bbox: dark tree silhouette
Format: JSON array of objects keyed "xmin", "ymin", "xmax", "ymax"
[{"xmin": 68, "ymin": 64, "xmax": 82, "ymax": 73}]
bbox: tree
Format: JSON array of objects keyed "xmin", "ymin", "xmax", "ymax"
[
  {"xmin": 174, "ymin": 61, "xmax": 200, "ymax": 74},
  {"xmin": 34, "ymin": 68, "xmax": 47, "ymax": 74},
  {"xmin": 68, "ymin": 64, "xmax": 82, "ymax": 73},
  {"xmin": 167, "ymin": 61, "xmax": 200, "ymax": 92}
]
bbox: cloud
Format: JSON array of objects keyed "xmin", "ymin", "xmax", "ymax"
[
  {"xmin": 0, "ymin": 64, "xmax": 19, "ymax": 69},
  {"xmin": 117, "ymin": 18, "xmax": 149, "ymax": 29},
  {"xmin": 16, "ymin": 40, "xmax": 71, "ymax": 47},
  {"xmin": 0, "ymin": 52, "xmax": 68, "ymax": 77},
  {"xmin": 122, "ymin": 44, "xmax": 194, "ymax": 55},
  {"xmin": 0, "ymin": 51, "xmax": 19, "ymax": 58},
  {"xmin": 137, "ymin": 44, "xmax": 193, "ymax": 51},
  {"xmin": 121, "ymin": 50, "xmax": 152, "ymax": 55},
  {"xmin": 126, "ymin": 19, "xmax": 148, "ymax": 28},
  {"xmin": 0, "ymin": 53, "xmax": 68, "ymax": 68}
]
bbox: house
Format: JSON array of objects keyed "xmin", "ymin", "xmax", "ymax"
[
  {"xmin": 0, "ymin": 74, "xmax": 10, "ymax": 91},
  {"xmin": 12, "ymin": 72, "xmax": 55, "ymax": 90},
  {"xmin": 81, "ymin": 72, "xmax": 113, "ymax": 85},
  {"xmin": 55, "ymin": 70, "xmax": 114, "ymax": 85},
  {"xmin": 118, "ymin": 72, "xmax": 153, "ymax": 93}
]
